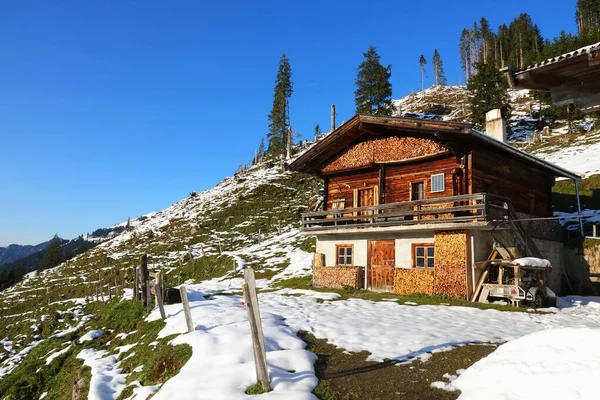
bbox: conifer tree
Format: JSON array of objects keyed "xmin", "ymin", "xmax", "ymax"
[
  {"xmin": 354, "ymin": 46, "xmax": 394, "ymax": 115},
  {"xmin": 314, "ymin": 124, "xmax": 322, "ymax": 137},
  {"xmin": 40, "ymin": 235, "xmax": 62, "ymax": 271},
  {"xmin": 267, "ymin": 54, "xmax": 293, "ymax": 158},
  {"xmin": 467, "ymin": 61, "xmax": 510, "ymax": 129},
  {"xmin": 432, "ymin": 49, "xmax": 447, "ymax": 86},
  {"xmin": 419, "ymin": 55, "xmax": 427, "ymax": 91},
  {"xmin": 257, "ymin": 137, "xmax": 265, "ymax": 160}
]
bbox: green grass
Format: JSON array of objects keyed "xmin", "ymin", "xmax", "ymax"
[
  {"xmin": 552, "ymin": 174, "xmax": 600, "ymax": 212},
  {"xmin": 271, "ymin": 276, "xmax": 529, "ymax": 312},
  {"xmin": 245, "ymin": 382, "xmax": 267, "ymax": 395},
  {"xmin": 166, "ymin": 254, "xmax": 234, "ymax": 284},
  {"xmin": 300, "ymin": 331, "xmax": 497, "ymax": 400}
]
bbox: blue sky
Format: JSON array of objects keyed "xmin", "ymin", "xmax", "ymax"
[{"xmin": 0, "ymin": 1, "xmax": 578, "ymax": 246}]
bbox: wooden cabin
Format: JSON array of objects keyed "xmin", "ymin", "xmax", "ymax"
[{"xmin": 289, "ymin": 114, "xmax": 581, "ymax": 299}]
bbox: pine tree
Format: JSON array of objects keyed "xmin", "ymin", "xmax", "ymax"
[
  {"xmin": 432, "ymin": 49, "xmax": 447, "ymax": 86},
  {"xmin": 267, "ymin": 54, "xmax": 293, "ymax": 158},
  {"xmin": 459, "ymin": 29, "xmax": 472, "ymax": 83},
  {"xmin": 467, "ymin": 61, "xmax": 510, "ymax": 129},
  {"xmin": 576, "ymin": 0, "xmax": 600, "ymax": 37},
  {"xmin": 354, "ymin": 46, "xmax": 394, "ymax": 115},
  {"xmin": 40, "ymin": 235, "xmax": 62, "ymax": 271},
  {"xmin": 419, "ymin": 55, "xmax": 427, "ymax": 91},
  {"xmin": 257, "ymin": 137, "xmax": 265, "ymax": 160},
  {"xmin": 314, "ymin": 124, "xmax": 322, "ymax": 137}
]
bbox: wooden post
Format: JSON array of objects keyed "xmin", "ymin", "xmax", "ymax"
[
  {"xmin": 156, "ymin": 284, "xmax": 166, "ymax": 320},
  {"xmin": 242, "ymin": 283, "xmax": 271, "ymax": 392},
  {"xmin": 141, "ymin": 255, "xmax": 149, "ymax": 308},
  {"xmin": 155, "ymin": 273, "xmax": 160, "ymax": 307},
  {"xmin": 100, "ymin": 287, "xmax": 105, "ymax": 303},
  {"xmin": 109, "ymin": 285, "xmax": 112, "ymax": 300},
  {"xmin": 133, "ymin": 266, "xmax": 139, "ymax": 301},
  {"xmin": 146, "ymin": 282, "xmax": 151, "ymax": 314},
  {"xmin": 95, "ymin": 286, "xmax": 99, "ymax": 302},
  {"xmin": 179, "ymin": 287, "xmax": 194, "ymax": 332}
]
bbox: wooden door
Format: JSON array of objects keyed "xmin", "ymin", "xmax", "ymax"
[
  {"xmin": 368, "ymin": 240, "xmax": 395, "ymax": 292},
  {"xmin": 356, "ymin": 187, "xmax": 375, "ymax": 219}
]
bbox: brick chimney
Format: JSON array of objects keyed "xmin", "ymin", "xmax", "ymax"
[{"xmin": 485, "ymin": 109, "xmax": 507, "ymax": 143}]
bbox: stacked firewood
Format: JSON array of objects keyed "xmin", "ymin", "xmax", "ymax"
[
  {"xmin": 323, "ymin": 137, "xmax": 448, "ymax": 173},
  {"xmin": 393, "ymin": 269, "xmax": 434, "ymax": 294},
  {"xmin": 313, "ymin": 266, "xmax": 360, "ymax": 289},
  {"xmin": 433, "ymin": 231, "xmax": 468, "ymax": 299}
]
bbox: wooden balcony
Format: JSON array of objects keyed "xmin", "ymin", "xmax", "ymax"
[{"xmin": 301, "ymin": 193, "xmax": 510, "ymax": 232}]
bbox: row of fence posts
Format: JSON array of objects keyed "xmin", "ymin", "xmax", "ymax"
[{"xmin": 127, "ymin": 254, "xmax": 270, "ymax": 391}]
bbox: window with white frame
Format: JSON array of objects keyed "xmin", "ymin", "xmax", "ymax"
[{"xmin": 431, "ymin": 173, "xmax": 445, "ymax": 193}]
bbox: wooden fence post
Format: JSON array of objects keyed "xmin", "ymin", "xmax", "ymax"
[
  {"xmin": 95, "ymin": 286, "xmax": 99, "ymax": 302},
  {"xmin": 156, "ymin": 283, "xmax": 166, "ymax": 320},
  {"xmin": 242, "ymin": 283, "xmax": 270, "ymax": 392},
  {"xmin": 141, "ymin": 255, "xmax": 149, "ymax": 308},
  {"xmin": 108, "ymin": 285, "xmax": 112, "ymax": 300},
  {"xmin": 179, "ymin": 287, "xmax": 194, "ymax": 332},
  {"xmin": 133, "ymin": 266, "xmax": 139, "ymax": 301},
  {"xmin": 146, "ymin": 282, "xmax": 152, "ymax": 313}
]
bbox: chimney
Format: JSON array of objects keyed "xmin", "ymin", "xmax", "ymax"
[
  {"xmin": 485, "ymin": 109, "xmax": 506, "ymax": 142},
  {"xmin": 331, "ymin": 104, "xmax": 336, "ymax": 132}
]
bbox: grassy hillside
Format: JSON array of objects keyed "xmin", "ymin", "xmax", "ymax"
[{"xmin": 0, "ymin": 163, "xmax": 320, "ymax": 399}]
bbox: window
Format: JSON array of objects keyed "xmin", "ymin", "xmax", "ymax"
[
  {"xmin": 413, "ymin": 244, "xmax": 434, "ymax": 269},
  {"xmin": 411, "ymin": 181, "xmax": 425, "ymax": 200},
  {"xmin": 431, "ymin": 173, "xmax": 445, "ymax": 193},
  {"xmin": 332, "ymin": 198, "xmax": 346, "ymax": 210},
  {"xmin": 336, "ymin": 245, "xmax": 353, "ymax": 265}
]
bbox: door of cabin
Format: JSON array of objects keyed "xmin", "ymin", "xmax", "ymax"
[
  {"xmin": 356, "ymin": 187, "xmax": 375, "ymax": 219},
  {"xmin": 368, "ymin": 240, "xmax": 395, "ymax": 292}
]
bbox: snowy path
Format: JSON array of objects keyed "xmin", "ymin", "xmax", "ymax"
[{"xmin": 77, "ymin": 349, "xmax": 127, "ymax": 400}]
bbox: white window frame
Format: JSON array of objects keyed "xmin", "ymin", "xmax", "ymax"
[{"xmin": 431, "ymin": 173, "xmax": 445, "ymax": 193}]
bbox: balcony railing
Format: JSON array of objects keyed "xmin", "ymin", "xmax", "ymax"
[{"xmin": 301, "ymin": 193, "xmax": 510, "ymax": 232}]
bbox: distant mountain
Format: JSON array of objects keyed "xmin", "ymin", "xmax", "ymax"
[{"xmin": 0, "ymin": 239, "xmax": 55, "ymax": 265}]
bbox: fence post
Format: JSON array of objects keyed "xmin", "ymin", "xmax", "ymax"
[
  {"xmin": 141, "ymin": 255, "xmax": 149, "ymax": 308},
  {"xmin": 146, "ymin": 281, "xmax": 152, "ymax": 314},
  {"xmin": 133, "ymin": 266, "xmax": 139, "ymax": 301},
  {"xmin": 242, "ymin": 283, "xmax": 271, "ymax": 392},
  {"xmin": 156, "ymin": 284, "xmax": 166, "ymax": 320},
  {"xmin": 179, "ymin": 287, "xmax": 194, "ymax": 332}
]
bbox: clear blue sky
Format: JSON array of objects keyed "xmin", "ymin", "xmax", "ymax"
[{"xmin": 0, "ymin": 1, "xmax": 578, "ymax": 246}]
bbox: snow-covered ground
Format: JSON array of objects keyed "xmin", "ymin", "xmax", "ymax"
[
  {"xmin": 92, "ymin": 286, "xmax": 598, "ymax": 400},
  {"xmin": 435, "ymin": 326, "xmax": 600, "ymax": 400}
]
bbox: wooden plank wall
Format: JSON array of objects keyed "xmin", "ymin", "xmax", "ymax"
[
  {"xmin": 385, "ymin": 155, "xmax": 459, "ymax": 203},
  {"xmin": 471, "ymin": 148, "xmax": 554, "ymax": 216},
  {"xmin": 327, "ymin": 170, "xmax": 379, "ymax": 210}
]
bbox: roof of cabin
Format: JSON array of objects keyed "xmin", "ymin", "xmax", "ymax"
[
  {"xmin": 503, "ymin": 42, "xmax": 600, "ymax": 112},
  {"xmin": 288, "ymin": 114, "xmax": 580, "ymax": 181}
]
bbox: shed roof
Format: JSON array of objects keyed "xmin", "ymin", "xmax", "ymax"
[
  {"xmin": 288, "ymin": 114, "xmax": 580, "ymax": 181},
  {"xmin": 503, "ymin": 42, "xmax": 600, "ymax": 112}
]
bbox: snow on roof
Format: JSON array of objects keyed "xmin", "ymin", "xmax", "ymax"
[{"xmin": 519, "ymin": 42, "xmax": 600, "ymax": 73}]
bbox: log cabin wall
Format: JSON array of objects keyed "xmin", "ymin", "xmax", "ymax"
[
  {"xmin": 471, "ymin": 147, "xmax": 555, "ymax": 216},
  {"xmin": 385, "ymin": 154, "xmax": 460, "ymax": 203},
  {"xmin": 326, "ymin": 169, "xmax": 379, "ymax": 210}
]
